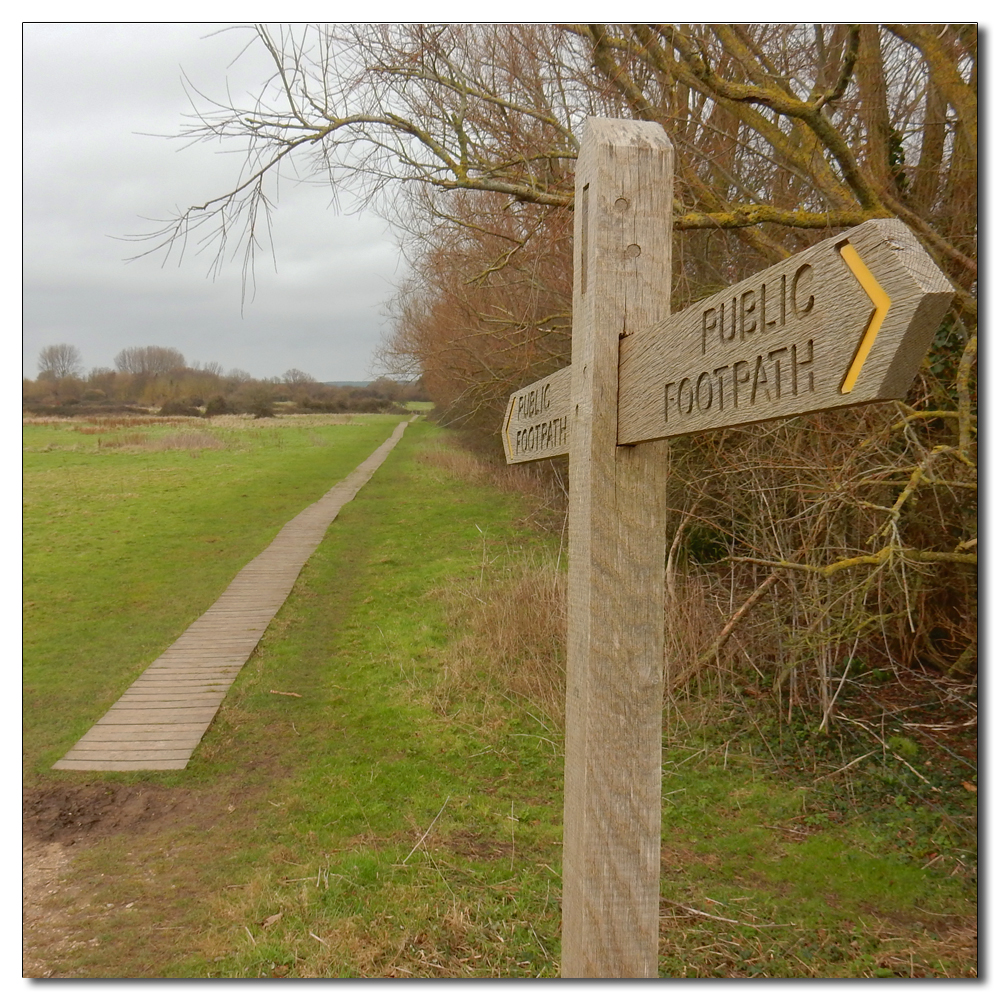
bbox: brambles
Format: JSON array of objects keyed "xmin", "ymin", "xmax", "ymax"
[
  {"xmin": 158, "ymin": 399, "xmax": 201, "ymax": 417},
  {"xmin": 203, "ymin": 395, "xmax": 234, "ymax": 417}
]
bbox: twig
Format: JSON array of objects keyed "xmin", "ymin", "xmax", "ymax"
[
  {"xmin": 402, "ymin": 796, "xmax": 451, "ymax": 864},
  {"xmin": 511, "ymin": 732, "xmax": 559, "ymax": 746},
  {"xmin": 835, "ymin": 716, "xmax": 933, "ymax": 784},
  {"xmin": 812, "ymin": 750, "xmax": 879, "ymax": 783},
  {"xmin": 819, "ymin": 633, "xmax": 861, "ymax": 732},
  {"xmin": 269, "ymin": 690, "xmax": 302, "ymax": 698},
  {"xmin": 529, "ymin": 924, "xmax": 550, "ymax": 961},
  {"xmin": 510, "ymin": 799, "xmax": 516, "ymax": 868},
  {"xmin": 309, "ymin": 931, "xmax": 329, "ymax": 946},
  {"xmin": 730, "ymin": 545, "xmax": 976, "ymax": 576},
  {"xmin": 244, "ymin": 926, "xmax": 256, "ymax": 945},
  {"xmin": 661, "ymin": 899, "xmax": 794, "ymax": 928},
  {"xmin": 666, "ymin": 512, "xmax": 694, "ymax": 607},
  {"xmin": 903, "ymin": 717, "xmax": 977, "ymax": 730},
  {"xmin": 668, "ymin": 570, "xmax": 781, "ymax": 691}
]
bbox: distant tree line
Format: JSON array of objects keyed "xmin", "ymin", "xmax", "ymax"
[{"xmin": 23, "ymin": 344, "xmax": 428, "ymax": 418}]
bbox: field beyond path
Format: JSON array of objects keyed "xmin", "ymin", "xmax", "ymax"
[{"xmin": 51, "ymin": 420, "xmax": 412, "ymax": 772}]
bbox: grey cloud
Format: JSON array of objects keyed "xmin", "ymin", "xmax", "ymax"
[{"xmin": 23, "ymin": 23, "xmax": 403, "ymax": 381}]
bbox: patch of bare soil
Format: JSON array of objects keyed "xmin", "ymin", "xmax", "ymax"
[
  {"xmin": 22, "ymin": 781, "xmax": 231, "ymax": 978},
  {"xmin": 23, "ymin": 781, "xmax": 222, "ymax": 846}
]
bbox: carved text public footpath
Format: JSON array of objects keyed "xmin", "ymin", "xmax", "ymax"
[
  {"xmin": 670, "ymin": 260, "xmax": 818, "ymax": 424},
  {"xmin": 510, "ymin": 380, "xmax": 567, "ymax": 454},
  {"xmin": 502, "ymin": 366, "xmax": 571, "ymax": 462}
]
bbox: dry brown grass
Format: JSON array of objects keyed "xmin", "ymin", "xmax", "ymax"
[
  {"xmin": 72, "ymin": 416, "xmax": 195, "ymax": 432},
  {"xmin": 205, "ymin": 413, "xmax": 358, "ymax": 428},
  {"xmin": 147, "ymin": 431, "xmax": 226, "ymax": 452},
  {"xmin": 662, "ymin": 569, "xmax": 745, "ymax": 731},
  {"xmin": 421, "ymin": 412, "xmax": 976, "ymax": 744},
  {"xmin": 83, "ymin": 429, "xmax": 226, "ymax": 451},
  {"xmin": 95, "ymin": 432, "xmax": 151, "ymax": 448},
  {"xmin": 435, "ymin": 550, "xmax": 567, "ymax": 730}
]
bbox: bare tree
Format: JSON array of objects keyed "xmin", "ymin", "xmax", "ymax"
[
  {"xmin": 37, "ymin": 343, "xmax": 83, "ymax": 379},
  {"xmin": 194, "ymin": 360, "xmax": 225, "ymax": 376},
  {"xmin": 114, "ymin": 345, "xmax": 186, "ymax": 375},
  {"xmin": 138, "ymin": 23, "xmax": 975, "ymax": 419},
  {"xmin": 576, "ymin": 25, "xmax": 976, "ymax": 316},
  {"xmin": 134, "ymin": 25, "xmax": 588, "ymax": 277},
  {"xmin": 138, "ymin": 25, "xmax": 974, "ymax": 301},
  {"xmin": 376, "ymin": 188, "xmax": 573, "ymax": 433}
]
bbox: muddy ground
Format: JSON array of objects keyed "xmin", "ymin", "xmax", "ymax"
[{"xmin": 22, "ymin": 782, "xmax": 227, "ymax": 978}]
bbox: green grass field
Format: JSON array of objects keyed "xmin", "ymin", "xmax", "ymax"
[
  {"xmin": 22, "ymin": 415, "xmax": 976, "ymax": 978},
  {"xmin": 22, "ymin": 414, "xmax": 403, "ymax": 775}
]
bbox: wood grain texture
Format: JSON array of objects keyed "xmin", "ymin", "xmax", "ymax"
[
  {"xmin": 562, "ymin": 118, "xmax": 672, "ymax": 979},
  {"xmin": 618, "ymin": 219, "xmax": 953, "ymax": 443},
  {"xmin": 52, "ymin": 420, "xmax": 412, "ymax": 772}
]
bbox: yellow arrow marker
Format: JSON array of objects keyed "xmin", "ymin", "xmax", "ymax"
[{"xmin": 838, "ymin": 240, "xmax": 892, "ymax": 394}]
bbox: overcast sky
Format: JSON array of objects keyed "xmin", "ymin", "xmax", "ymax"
[{"xmin": 22, "ymin": 23, "xmax": 403, "ymax": 383}]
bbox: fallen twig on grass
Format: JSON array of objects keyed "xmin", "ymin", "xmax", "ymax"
[
  {"xmin": 269, "ymin": 690, "xmax": 302, "ymax": 697},
  {"xmin": 835, "ymin": 715, "xmax": 934, "ymax": 784},
  {"xmin": 661, "ymin": 899, "xmax": 794, "ymax": 928},
  {"xmin": 401, "ymin": 795, "xmax": 451, "ymax": 864},
  {"xmin": 812, "ymin": 750, "xmax": 879, "ymax": 783}
]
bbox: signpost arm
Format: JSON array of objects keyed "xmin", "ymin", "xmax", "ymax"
[{"xmin": 562, "ymin": 118, "xmax": 673, "ymax": 978}]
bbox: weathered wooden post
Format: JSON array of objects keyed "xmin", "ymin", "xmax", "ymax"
[
  {"xmin": 501, "ymin": 117, "xmax": 953, "ymax": 979},
  {"xmin": 560, "ymin": 118, "xmax": 673, "ymax": 978}
]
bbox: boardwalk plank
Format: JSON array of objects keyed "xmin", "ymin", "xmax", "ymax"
[
  {"xmin": 61, "ymin": 749, "xmax": 197, "ymax": 762},
  {"xmin": 74, "ymin": 740, "xmax": 200, "ymax": 751},
  {"xmin": 52, "ymin": 759, "xmax": 190, "ymax": 771},
  {"xmin": 96, "ymin": 709, "xmax": 220, "ymax": 724},
  {"xmin": 82, "ymin": 725, "xmax": 208, "ymax": 739}
]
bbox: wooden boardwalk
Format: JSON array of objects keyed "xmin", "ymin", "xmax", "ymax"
[{"xmin": 52, "ymin": 419, "xmax": 411, "ymax": 772}]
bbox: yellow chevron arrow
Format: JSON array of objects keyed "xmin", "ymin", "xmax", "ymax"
[{"xmin": 839, "ymin": 241, "xmax": 892, "ymax": 394}]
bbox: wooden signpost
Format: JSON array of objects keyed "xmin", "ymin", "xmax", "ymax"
[{"xmin": 501, "ymin": 118, "xmax": 953, "ymax": 978}]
